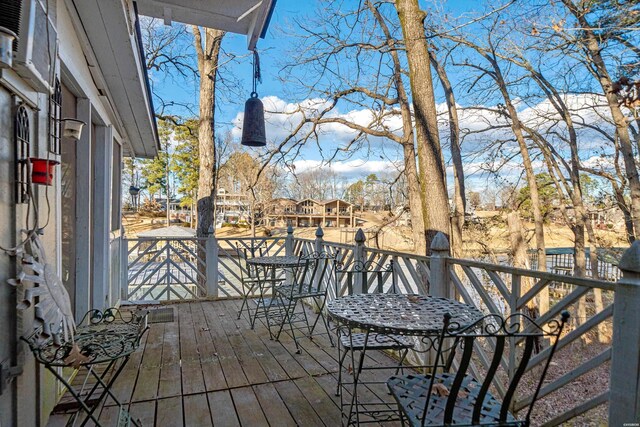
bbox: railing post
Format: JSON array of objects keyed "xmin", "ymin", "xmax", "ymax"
[
  {"xmin": 206, "ymin": 236, "xmax": 219, "ymax": 298},
  {"xmin": 285, "ymin": 225, "xmax": 294, "ymax": 285},
  {"xmin": 314, "ymin": 226, "xmax": 324, "ymax": 253},
  {"xmin": 429, "ymin": 232, "xmax": 451, "ymax": 298},
  {"xmin": 120, "ymin": 237, "xmax": 128, "ymax": 301},
  {"xmin": 609, "ymin": 240, "xmax": 640, "ymax": 424},
  {"xmin": 313, "ymin": 226, "xmax": 324, "ymax": 310},
  {"xmin": 285, "ymin": 225, "xmax": 294, "ymax": 256},
  {"xmin": 353, "ymin": 228, "xmax": 366, "ymax": 294}
]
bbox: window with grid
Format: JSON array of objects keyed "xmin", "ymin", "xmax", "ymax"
[
  {"xmin": 15, "ymin": 105, "xmax": 30, "ymax": 204},
  {"xmin": 49, "ymin": 78, "xmax": 62, "ymax": 154}
]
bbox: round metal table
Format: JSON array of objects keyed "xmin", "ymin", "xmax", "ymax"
[
  {"xmin": 245, "ymin": 255, "xmax": 304, "ymax": 269},
  {"xmin": 327, "ymin": 294, "xmax": 483, "ymax": 335},
  {"xmin": 327, "ymin": 293, "xmax": 483, "ymax": 335},
  {"xmin": 327, "ymin": 294, "xmax": 483, "ymax": 426}
]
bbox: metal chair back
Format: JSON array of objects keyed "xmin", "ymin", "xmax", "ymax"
[
  {"xmin": 335, "ymin": 259, "xmax": 396, "ymax": 297},
  {"xmin": 236, "ymin": 241, "xmax": 268, "ymax": 280},
  {"xmin": 291, "ymin": 251, "xmax": 339, "ymax": 295},
  {"xmin": 421, "ymin": 311, "xmax": 570, "ymax": 426}
]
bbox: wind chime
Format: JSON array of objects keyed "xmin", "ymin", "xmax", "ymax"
[{"xmin": 241, "ymin": 50, "xmax": 267, "ymax": 147}]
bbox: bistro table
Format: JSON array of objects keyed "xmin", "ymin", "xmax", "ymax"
[
  {"xmin": 245, "ymin": 255, "xmax": 305, "ymax": 332},
  {"xmin": 326, "ymin": 293, "xmax": 483, "ymax": 426}
]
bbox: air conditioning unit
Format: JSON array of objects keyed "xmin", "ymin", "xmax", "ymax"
[{"xmin": 0, "ymin": 0, "xmax": 57, "ymax": 93}]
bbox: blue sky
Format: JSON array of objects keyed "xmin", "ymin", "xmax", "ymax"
[{"xmin": 145, "ymin": 1, "xmax": 621, "ymax": 197}]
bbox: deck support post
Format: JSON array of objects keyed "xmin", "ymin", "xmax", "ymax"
[
  {"xmin": 285, "ymin": 225, "xmax": 294, "ymax": 256},
  {"xmin": 120, "ymin": 237, "xmax": 128, "ymax": 301},
  {"xmin": 352, "ymin": 229, "xmax": 366, "ymax": 295},
  {"xmin": 206, "ymin": 236, "xmax": 219, "ymax": 298},
  {"xmin": 609, "ymin": 240, "xmax": 640, "ymax": 424},
  {"xmin": 312, "ymin": 227, "xmax": 324, "ymax": 310},
  {"xmin": 429, "ymin": 232, "xmax": 451, "ymax": 298},
  {"xmin": 285, "ymin": 225, "xmax": 295, "ymax": 285}
]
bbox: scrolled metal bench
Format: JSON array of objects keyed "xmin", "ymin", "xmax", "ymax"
[{"xmin": 22, "ymin": 307, "xmax": 149, "ymax": 427}]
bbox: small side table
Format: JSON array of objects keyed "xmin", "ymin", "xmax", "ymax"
[{"xmin": 22, "ymin": 308, "xmax": 149, "ymax": 427}]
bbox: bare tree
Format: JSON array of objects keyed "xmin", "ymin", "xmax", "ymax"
[
  {"xmin": 255, "ymin": 1, "xmax": 430, "ymax": 252},
  {"xmin": 438, "ymin": 18, "xmax": 547, "ymax": 271},
  {"xmin": 560, "ymin": 0, "xmax": 640, "ymax": 241},
  {"xmin": 394, "ymin": 0, "xmax": 451, "ymax": 252},
  {"xmin": 193, "ymin": 27, "xmax": 225, "ymax": 239}
]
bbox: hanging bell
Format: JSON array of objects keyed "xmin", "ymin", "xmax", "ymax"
[{"xmin": 241, "ymin": 92, "xmax": 266, "ymax": 147}]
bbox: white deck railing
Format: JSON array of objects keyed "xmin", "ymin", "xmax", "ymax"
[{"xmin": 118, "ymin": 226, "xmax": 640, "ymax": 424}]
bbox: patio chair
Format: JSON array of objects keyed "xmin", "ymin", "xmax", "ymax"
[
  {"xmin": 236, "ymin": 241, "xmax": 273, "ymax": 323},
  {"xmin": 334, "ymin": 259, "xmax": 414, "ymax": 397},
  {"xmin": 387, "ymin": 311, "xmax": 570, "ymax": 427},
  {"xmin": 269, "ymin": 250, "xmax": 339, "ymax": 353}
]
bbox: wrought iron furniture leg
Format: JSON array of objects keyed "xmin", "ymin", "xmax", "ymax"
[
  {"xmin": 80, "ymin": 355, "xmax": 135, "ymax": 426},
  {"xmin": 45, "ymin": 365, "xmax": 103, "ymax": 427},
  {"xmin": 347, "ymin": 329, "xmax": 370, "ymax": 426}
]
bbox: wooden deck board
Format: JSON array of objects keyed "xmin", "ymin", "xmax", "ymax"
[
  {"xmin": 207, "ymin": 390, "xmax": 240, "ymax": 427},
  {"xmin": 201, "ymin": 301, "xmax": 250, "ymax": 389},
  {"xmin": 230, "ymin": 387, "xmax": 270, "ymax": 427},
  {"xmin": 48, "ymin": 298, "xmax": 404, "ymax": 427},
  {"xmin": 156, "ymin": 396, "xmax": 184, "ymax": 427},
  {"xmin": 129, "ymin": 400, "xmax": 156, "ymax": 426},
  {"xmin": 252, "ymin": 383, "xmax": 297, "ymax": 427},
  {"xmin": 184, "ymin": 393, "xmax": 213, "ymax": 427},
  {"xmin": 274, "ymin": 379, "xmax": 325, "ymax": 427}
]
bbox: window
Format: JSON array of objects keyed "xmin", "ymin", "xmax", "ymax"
[
  {"xmin": 15, "ymin": 104, "xmax": 30, "ymax": 204},
  {"xmin": 49, "ymin": 78, "xmax": 62, "ymax": 154}
]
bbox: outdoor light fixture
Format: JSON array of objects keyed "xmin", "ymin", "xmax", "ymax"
[
  {"xmin": 61, "ymin": 118, "xmax": 86, "ymax": 140},
  {"xmin": 29, "ymin": 158, "xmax": 59, "ymax": 185},
  {"xmin": 0, "ymin": 26, "xmax": 17, "ymax": 68},
  {"xmin": 241, "ymin": 50, "xmax": 266, "ymax": 147}
]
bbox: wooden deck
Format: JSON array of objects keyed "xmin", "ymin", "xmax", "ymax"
[{"xmin": 47, "ymin": 299, "xmax": 401, "ymax": 426}]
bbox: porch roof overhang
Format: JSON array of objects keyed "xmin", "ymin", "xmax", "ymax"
[
  {"xmin": 134, "ymin": 0, "xmax": 277, "ymax": 50},
  {"xmin": 72, "ymin": 0, "xmax": 159, "ymax": 158}
]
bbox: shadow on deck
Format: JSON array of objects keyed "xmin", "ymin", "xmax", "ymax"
[{"xmin": 47, "ymin": 299, "xmax": 400, "ymax": 427}]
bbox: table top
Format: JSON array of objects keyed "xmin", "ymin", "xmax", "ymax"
[
  {"xmin": 326, "ymin": 293, "xmax": 483, "ymax": 335},
  {"xmin": 246, "ymin": 255, "xmax": 304, "ymax": 268}
]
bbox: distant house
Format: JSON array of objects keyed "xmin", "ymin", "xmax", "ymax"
[
  {"xmin": 215, "ymin": 189, "xmax": 250, "ymax": 227},
  {"xmin": 265, "ymin": 198, "xmax": 355, "ymax": 227}
]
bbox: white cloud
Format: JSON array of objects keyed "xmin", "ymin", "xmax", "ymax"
[
  {"xmin": 229, "ymin": 93, "xmax": 620, "ymax": 190},
  {"xmin": 292, "ymin": 159, "xmax": 401, "ymax": 178}
]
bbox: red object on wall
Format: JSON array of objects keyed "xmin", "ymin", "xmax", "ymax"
[{"xmin": 29, "ymin": 158, "xmax": 59, "ymax": 185}]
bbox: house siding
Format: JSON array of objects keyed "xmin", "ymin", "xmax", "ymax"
[{"xmin": 0, "ymin": 0, "xmax": 153, "ymax": 424}]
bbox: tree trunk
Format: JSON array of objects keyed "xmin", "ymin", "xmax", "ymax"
[
  {"xmin": 193, "ymin": 27, "xmax": 225, "ymax": 238},
  {"xmin": 368, "ymin": 1, "xmax": 426, "ymax": 253},
  {"xmin": 430, "ymin": 51, "xmax": 465, "ymax": 259},
  {"xmin": 507, "ymin": 212, "xmax": 535, "ymax": 314},
  {"xmin": 193, "ymin": 27, "xmax": 224, "ymax": 296},
  {"xmin": 562, "ymin": 0, "xmax": 640, "ymax": 241},
  {"xmin": 487, "ymin": 58, "xmax": 547, "ymax": 272},
  {"xmin": 395, "ymin": 0, "xmax": 450, "ymax": 254}
]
